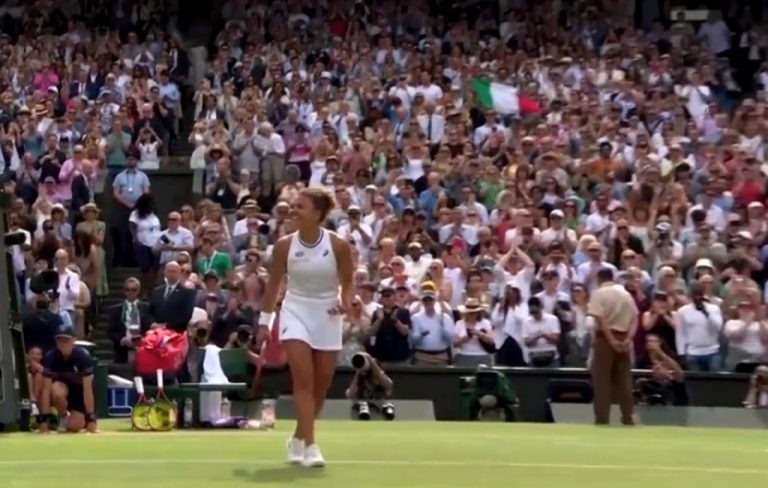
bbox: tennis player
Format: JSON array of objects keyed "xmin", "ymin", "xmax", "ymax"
[
  {"xmin": 36, "ymin": 325, "xmax": 98, "ymax": 433},
  {"xmin": 258, "ymin": 188, "xmax": 354, "ymax": 467}
]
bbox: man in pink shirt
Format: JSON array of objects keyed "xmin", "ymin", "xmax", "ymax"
[{"xmin": 58, "ymin": 145, "xmax": 97, "ymax": 205}]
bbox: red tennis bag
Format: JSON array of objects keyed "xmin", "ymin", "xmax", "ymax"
[{"xmin": 134, "ymin": 328, "xmax": 189, "ymax": 376}]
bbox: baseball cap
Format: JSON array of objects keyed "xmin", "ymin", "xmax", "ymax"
[
  {"xmin": 55, "ymin": 325, "xmax": 75, "ymax": 339},
  {"xmin": 203, "ymin": 270, "xmax": 219, "ymax": 281}
]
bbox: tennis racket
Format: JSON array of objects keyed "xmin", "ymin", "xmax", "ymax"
[
  {"xmin": 131, "ymin": 376, "xmax": 153, "ymax": 431},
  {"xmin": 148, "ymin": 369, "xmax": 177, "ymax": 431}
]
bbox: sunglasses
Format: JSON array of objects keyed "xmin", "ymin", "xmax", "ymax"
[{"xmin": 125, "ymin": 287, "xmax": 139, "ymax": 292}]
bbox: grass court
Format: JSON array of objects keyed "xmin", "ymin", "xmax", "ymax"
[{"xmin": 0, "ymin": 420, "xmax": 765, "ymax": 488}]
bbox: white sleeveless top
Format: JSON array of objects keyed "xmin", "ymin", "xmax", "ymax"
[
  {"xmin": 285, "ymin": 229, "xmax": 339, "ymax": 300},
  {"xmin": 404, "ymin": 157, "xmax": 425, "ymax": 181},
  {"xmin": 308, "ymin": 160, "xmax": 326, "ymax": 188}
]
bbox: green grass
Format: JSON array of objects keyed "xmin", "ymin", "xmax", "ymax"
[{"xmin": 0, "ymin": 420, "xmax": 766, "ymax": 488}]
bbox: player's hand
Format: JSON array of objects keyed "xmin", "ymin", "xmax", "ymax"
[
  {"xmin": 256, "ymin": 326, "xmax": 270, "ymax": 344},
  {"xmin": 37, "ymin": 423, "xmax": 49, "ymax": 434},
  {"xmin": 86, "ymin": 422, "xmax": 99, "ymax": 434}
]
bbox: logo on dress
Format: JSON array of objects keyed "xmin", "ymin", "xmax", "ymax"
[
  {"xmin": 295, "ymin": 252, "xmax": 305, "ymax": 258},
  {"xmin": 322, "ymin": 249, "xmax": 329, "ymax": 257}
]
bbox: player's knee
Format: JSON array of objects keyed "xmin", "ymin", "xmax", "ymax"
[
  {"xmin": 51, "ymin": 382, "xmax": 68, "ymax": 401},
  {"xmin": 67, "ymin": 412, "xmax": 86, "ymax": 432}
]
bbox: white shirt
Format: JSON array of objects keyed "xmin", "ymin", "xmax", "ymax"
[
  {"xmin": 699, "ymin": 20, "xmax": 731, "ymax": 54},
  {"xmin": 522, "ymin": 312, "xmax": 560, "ymax": 362},
  {"xmin": 9, "ymin": 228, "xmax": 31, "ymax": 273},
  {"xmin": 129, "ymin": 211, "xmax": 162, "ymax": 247},
  {"xmin": 454, "ymin": 319, "xmax": 494, "ymax": 356},
  {"xmin": 417, "ymin": 113, "xmax": 445, "ymax": 145},
  {"xmin": 410, "ymin": 309, "xmax": 455, "ymax": 352},
  {"xmin": 490, "ymin": 303, "xmax": 528, "ymax": 349},
  {"xmin": 535, "ymin": 290, "xmax": 571, "ymax": 314},
  {"xmin": 575, "ymin": 261, "xmax": 618, "ymax": 292},
  {"xmin": 336, "ymin": 221, "xmax": 374, "ymax": 262},
  {"xmin": 57, "ymin": 269, "xmax": 81, "ymax": 312},
  {"xmin": 157, "ymin": 226, "xmax": 195, "ymax": 264},
  {"xmin": 404, "ymin": 255, "xmax": 431, "ymax": 284},
  {"xmin": 723, "ymin": 319, "xmax": 767, "ymax": 357},
  {"xmin": 539, "ymin": 227, "xmax": 577, "ymax": 249},
  {"xmin": 676, "ymin": 302, "xmax": 723, "ymax": 356},
  {"xmin": 413, "ymin": 83, "xmax": 443, "ymax": 103}
]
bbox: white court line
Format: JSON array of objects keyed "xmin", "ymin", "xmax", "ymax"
[
  {"xmin": 34, "ymin": 430, "xmax": 764, "ymax": 455},
  {"xmin": 0, "ymin": 459, "xmax": 764, "ymax": 475}
]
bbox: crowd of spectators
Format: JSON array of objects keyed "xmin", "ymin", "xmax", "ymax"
[
  {"xmin": 2, "ymin": 0, "xmax": 184, "ymax": 343},
  {"xmin": 7, "ymin": 1, "xmax": 768, "ymax": 397}
]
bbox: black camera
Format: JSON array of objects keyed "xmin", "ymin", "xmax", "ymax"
[{"xmin": 30, "ymin": 270, "xmax": 59, "ymax": 295}]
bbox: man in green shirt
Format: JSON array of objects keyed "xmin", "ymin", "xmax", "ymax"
[{"xmin": 197, "ymin": 237, "xmax": 232, "ymax": 282}]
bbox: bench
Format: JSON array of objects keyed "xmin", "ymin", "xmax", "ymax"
[{"xmin": 143, "ymin": 348, "xmax": 258, "ymax": 426}]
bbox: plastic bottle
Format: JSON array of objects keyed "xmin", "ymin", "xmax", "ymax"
[
  {"xmin": 183, "ymin": 398, "xmax": 194, "ymax": 427},
  {"xmin": 220, "ymin": 398, "xmax": 231, "ymax": 419},
  {"xmin": 260, "ymin": 398, "xmax": 276, "ymax": 428}
]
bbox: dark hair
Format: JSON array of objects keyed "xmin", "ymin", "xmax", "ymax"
[
  {"xmin": 299, "ymin": 187, "xmax": 335, "ymax": 223},
  {"xmin": 597, "ymin": 268, "xmax": 615, "ymax": 282},
  {"xmin": 133, "ymin": 193, "xmax": 156, "ymax": 219},
  {"xmin": 75, "ymin": 230, "xmax": 93, "ymax": 257}
]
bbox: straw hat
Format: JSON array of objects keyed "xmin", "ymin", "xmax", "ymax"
[
  {"xmin": 458, "ymin": 297, "xmax": 485, "ymax": 314},
  {"xmin": 80, "ymin": 202, "xmax": 100, "ymax": 215},
  {"xmin": 51, "ymin": 203, "xmax": 68, "ymax": 217}
]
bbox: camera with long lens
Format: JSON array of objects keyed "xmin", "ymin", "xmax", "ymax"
[
  {"xmin": 350, "ymin": 353, "xmax": 395, "ymax": 421},
  {"xmin": 30, "ymin": 270, "xmax": 60, "ymax": 309},
  {"xmin": 351, "ymin": 352, "xmax": 370, "ymax": 372}
]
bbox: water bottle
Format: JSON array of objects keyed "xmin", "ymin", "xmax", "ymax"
[
  {"xmin": 260, "ymin": 399, "xmax": 276, "ymax": 428},
  {"xmin": 171, "ymin": 400, "xmax": 179, "ymax": 428},
  {"xmin": 183, "ymin": 398, "xmax": 194, "ymax": 427},
  {"xmin": 220, "ymin": 398, "xmax": 231, "ymax": 419},
  {"xmin": 19, "ymin": 399, "xmax": 32, "ymax": 432}
]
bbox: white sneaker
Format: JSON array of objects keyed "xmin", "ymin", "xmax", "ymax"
[
  {"xmin": 302, "ymin": 444, "xmax": 325, "ymax": 468},
  {"xmin": 286, "ymin": 437, "xmax": 305, "ymax": 465},
  {"xmin": 57, "ymin": 413, "xmax": 70, "ymax": 433}
]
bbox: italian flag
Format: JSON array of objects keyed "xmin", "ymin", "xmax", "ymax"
[{"xmin": 470, "ymin": 78, "xmax": 520, "ymax": 115}]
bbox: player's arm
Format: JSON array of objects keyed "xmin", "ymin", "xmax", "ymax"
[
  {"xmin": 331, "ymin": 233, "xmax": 355, "ymax": 310},
  {"xmin": 79, "ymin": 350, "xmax": 97, "ymax": 431},
  {"xmin": 82, "ymin": 374, "xmax": 97, "ymax": 430},
  {"xmin": 37, "ymin": 352, "xmax": 55, "ymax": 432},
  {"xmin": 257, "ymin": 236, "xmax": 290, "ymax": 333}
]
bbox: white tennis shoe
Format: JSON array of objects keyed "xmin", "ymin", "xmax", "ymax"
[
  {"xmin": 286, "ymin": 437, "xmax": 305, "ymax": 464},
  {"xmin": 302, "ymin": 444, "xmax": 325, "ymax": 468}
]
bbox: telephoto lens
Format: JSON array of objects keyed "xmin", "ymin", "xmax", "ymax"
[
  {"xmin": 351, "ymin": 353, "xmax": 370, "ymax": 372},
  {"xmin": 357, "ymin": 401, "xmax": 371, "ymax": 420},
  {"xmin": 381, "ymin": 402, "xmax": 395, "ymax": 421}
]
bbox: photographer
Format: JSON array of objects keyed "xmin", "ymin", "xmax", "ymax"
[
  {"xmin": 346, "ymin": 352, "xmax": 394, "ymax": 420},
  {"xmin": 367, "ymin": 286, "xmax": 412, "ymax": 366},
  {"xmin": 209, "ymin": 283, "xmax": 255, "ymax": 347},
  {"xmin": 676, "ymin": 281, "xmax": 723, "ymax": 371},
  {"xmin": 635, "ymin": 334, "xmax": 689, "ymax": 406},
  {"xmin": 743, "ymin": 365, "xmax": 768, "ymax": 409},
  {"xmin": 22, "ymin": 293, "xmax": 65, "ymax": 356}
]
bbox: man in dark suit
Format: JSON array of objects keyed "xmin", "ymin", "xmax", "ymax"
[
  {"xmin": 69, "ymin": 67, "xmax": 103, "ymax": 101},
  {"xmin": 148, "ymin": 261, "xmax": 195, "ymax": 333},
  {"xmin": 69, "ymin": 159, "xmax": 95, "ymax": 220},
  {"xmin": 108, "ymin": 277, "xmax": 151, "ymax": 364}
]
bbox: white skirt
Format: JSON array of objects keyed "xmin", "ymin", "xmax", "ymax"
[{"xmin": 279, "ymin": 293, "xmax": 343, "ymax": 351}]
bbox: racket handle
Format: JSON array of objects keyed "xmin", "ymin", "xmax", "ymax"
[
  {"xmin": 134, "ymin": 376, "xmax": 145, "ymax": 395},
  {"xmin": 156, "ymin": 369, "xmax": 164, "ymax": 389}
]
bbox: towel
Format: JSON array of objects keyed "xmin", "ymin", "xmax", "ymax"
[{"xmin": 199, "ymin": 345, "xmax": 229, "ymax": 422}]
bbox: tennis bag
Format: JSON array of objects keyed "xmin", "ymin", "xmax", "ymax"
[{"xmin": 134, "ymin": 328, "xmax": 189, "ymax": 377}]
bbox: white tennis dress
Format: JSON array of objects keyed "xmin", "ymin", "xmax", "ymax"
[{"xmin": 279, "ymin": 229, "xmax": 343, "ymax": 350}]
